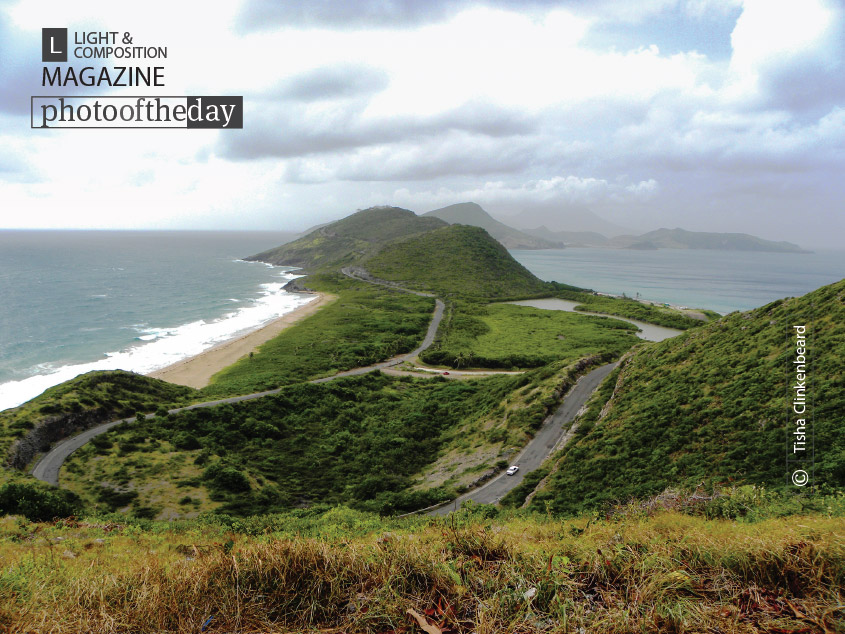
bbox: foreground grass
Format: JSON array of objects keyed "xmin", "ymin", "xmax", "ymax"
[
  {"xmin": 423, "ymin": 302, "xmax": 638, "ymax": 369},
  {"xmin": 0, "ymin": 507, "xmax": 842, "ymax": 633}
]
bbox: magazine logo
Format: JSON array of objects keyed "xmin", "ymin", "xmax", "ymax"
[
  {"xmin": 42, "ymin": 28, "xmax": 67, "ymax": 62},
  {"xmin": 34, "ymin": 27, "xmax": 243, "ymax": 131}
]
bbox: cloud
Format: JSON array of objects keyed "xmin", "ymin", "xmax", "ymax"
[
  {"xmin": 625, "ymin": 178, "xmax": 659, "ymax": 197},
  {"xmin": 268, "ymin": 65, "xmax": 390, "ymax": 102},
  {"xmin": 0, "ymin": 0, "xmax": 842, "ymax": 247},
  {"xmin": 236, "ymin": 0, "xmax": 742, "ymax": 33},
  {"xmin": 283, "ymin": 131, "xmax": 538, "ymax": 182},
  {"xmin": 389, "ymin": 176, "xmax": 615, "ymax": 210},
  {"xmin": 220, "ymin": 99, "xmax": 534, "ymax": 161},
  {"xmin": 0, "ymin": 13, "xmax": 40, "ymax": 115},
  {"xmin": 236, "ymin": 0, "xmax": 583, "ymax": 32},
  {"xmin": 727, "ymin": 0, "xmax": 843, "ymax": 110}
]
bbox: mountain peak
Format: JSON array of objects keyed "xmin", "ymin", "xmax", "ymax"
[{"xmin": 423, "ymin": 202, "xmax": 563, "ymax": 250}]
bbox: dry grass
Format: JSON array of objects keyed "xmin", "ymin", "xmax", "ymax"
[{"xmin": 0, "ymin": 510, "xmax": 843, "ymax": 633}]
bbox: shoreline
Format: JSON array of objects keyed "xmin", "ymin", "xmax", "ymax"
[{"xmin": 146, "ymin": 292, "xmax": 336, "ymax": 389}]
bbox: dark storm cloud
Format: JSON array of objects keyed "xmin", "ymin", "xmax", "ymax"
[
  {"xmin": 220, "ymin": 99, "xmax": 534, "ymax": 160},
  {"xmin": 269, "ymin": 65, "xmax": 390, "ymax": 102}
]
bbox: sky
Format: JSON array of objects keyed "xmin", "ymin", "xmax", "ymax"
[{"xmin": 0, "ymin": 0, "xmax": 843, "ymax": 247}]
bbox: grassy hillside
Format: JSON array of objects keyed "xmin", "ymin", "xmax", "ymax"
[
  {"xmin": 528, "ymin": 279, "xmax": 845, "ymax": 514},
  {"xmin": 424, "ymin": 202, "xmax": 563, "ymax": 249},
  {"xmin": 61, "ymin": 367, "xmax": 582, "ymax": 518},
  {"xmin": 1, "ymin": 505, "xmax": 843, "ymax": 633},
  {"xmin": 365, "ymin": 224, "xmax": 550, "ymax": 298},
  {"xmin": 245, "ymin": 206, "xmax": 446, "ymax": 270},
  {"xmin": 421, "ymin": 301, "xmax": 638, "ymax": 369},
  {"xmin": 201, "ymin": 273, "xmax": 434, "ymax": 397},
  {"xmin": 0, "ymin": 371, "xmax": 194, "ymax": 468}
]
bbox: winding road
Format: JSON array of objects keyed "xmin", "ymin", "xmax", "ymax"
[
  {"xmin": 428, "ymin": 360, "xmax": 617, "ymax": 515},
  {"xmin": 31, "ymin": 278, "xmax": 445, "ymax": 485},
  {"xmin": 31, "ymin": 268, "xmax": 621, "ymax": 514}
]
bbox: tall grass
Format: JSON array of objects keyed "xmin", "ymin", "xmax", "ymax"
[{"xmin": 1, "ymin": 508, "xmax": 842, "ymax": 633}]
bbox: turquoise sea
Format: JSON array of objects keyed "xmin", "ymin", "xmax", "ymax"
[
  {"xmin": 1, "ymin": 231, "xmax": 842, "ymax": 412},
  {"xmin": 0, "ymin": 231, "xmax": 307, "ymax": 411},
  {"xmin": 511, "ymin": 247, "xmax": 845, "ymax": 314}
]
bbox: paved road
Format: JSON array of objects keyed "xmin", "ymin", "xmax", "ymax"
[
  {"xmin": 429, "ymin": 360, "xmax": 618, "ymax": 515},
  {"xmin": 31, "ymin": 274, "xmax": 446, "ymax": 486},
  {"xmin": 31, "ymin": 266, "xmax": 616, "ymax": 500}
]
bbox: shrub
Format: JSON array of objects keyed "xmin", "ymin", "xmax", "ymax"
[
  {"xmin": 0, "ymin": 482, "xmax": 83, "ymax": 521},
  {"xmin": 172, "ymin": 431, "xmax": 201, "ymax": 450},
  {"xmin": 203, "ymin": 463, "xmax": 251, "ymax": 493}
]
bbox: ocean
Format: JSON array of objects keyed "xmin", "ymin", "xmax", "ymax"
[
  {"xmin": 511, "ymin": 247, "xmax": 845, "ymax": 314},
  {"xmin": 1, "ymin": 232, "xmax": 843, "ymax": 413},
  {"xmin": 0, "ymin": 231, "xmax": 309, "ymax": 412}
]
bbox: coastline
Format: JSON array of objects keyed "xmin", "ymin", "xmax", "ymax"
[{"xmin": 147, "ymin": 292, "xmax": 336, "ymax": 389}]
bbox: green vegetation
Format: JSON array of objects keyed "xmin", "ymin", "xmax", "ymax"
[
  {"xmin": 1, "ymin": 503, "xmax": 843, "ymax": 633},
  {"xmin": 0, "ymin": 370, "xmax": 194, "ymax": 466},
  {"xmin": 366, "ymin": 224, "xmax": 550, "ymax": 299},
  {"xmin": 202, "ymin": 273, "xmax": 434, "ymax": 397},
  {"xmin": 528, "ymin": 279, "xmax": 845, "ymax": 515},
  {"xmin": 0, "ymin": 480, "xmax": 83, "ymax": 521},
  {"xmin": 422, "ymin": 302, "xmax": 638, "ymax": 369},
  {"xmin": 63, "ymin": 359, "xmax": 606, "ymax": 519},
  {"xmin": 245, "ymin": 206, "xmax": 446, "ymax": 270},
  {"xmin": 415, "ymin": 357, "xmax": 611, "ymax": 491},
  {"xmin": 64, "ymin": 371, "xmax": 559, "ymax": 516},
  {"xmin": 555, "ymin": 289, "xmax": 711, "ymax": 329}
]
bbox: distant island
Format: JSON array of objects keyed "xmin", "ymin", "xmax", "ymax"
[
  {"xmin": 278, "ymin": 201, "xmax": 811, "ymax": 253},
  {"xmin": 605, "ymin": 227, "xmax": 812, "ymax": 253},
  {"xmin": 423, "ymin": 202, "xmax": 564, "ymax": 250},
  {"xmin": 431, "ymin": 203, "xmax": 810, "ymax": 253}
]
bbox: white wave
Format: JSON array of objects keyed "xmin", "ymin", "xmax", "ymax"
[{"xmin": 0, "ymin": 277, "xmax": 316, "ymax": 412}]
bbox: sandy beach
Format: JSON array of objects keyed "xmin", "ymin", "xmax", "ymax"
[{"xmin": 147, "ymin": 292, "xmax": 336, "ymax": 389}]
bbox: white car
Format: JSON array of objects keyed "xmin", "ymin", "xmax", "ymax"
[{"xmin": 506, "ymin": 465, "xmax": 519, "ymax": 476}]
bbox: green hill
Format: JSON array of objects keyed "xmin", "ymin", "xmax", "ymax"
[
  {"xmin": 527, "ymin": 278, "xmax": 844, "ymax": 514},
  {"xmin": 364, "ymin": 224, "xmax": 551, "ymax": 298},
  {"xmin": 244, "ymin": 206, "xmax": 446, "ymax": 271},
  {"xmin": 610, "ymin": 227, "xmax": 810, "ymax": 253},
  {"xmin": 1, "ymin": 370, "xmax": 194, "ymax": 471},
  {"xmin": 423, "ymin": 202, "xmax": 563, "ymax": 249}
]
